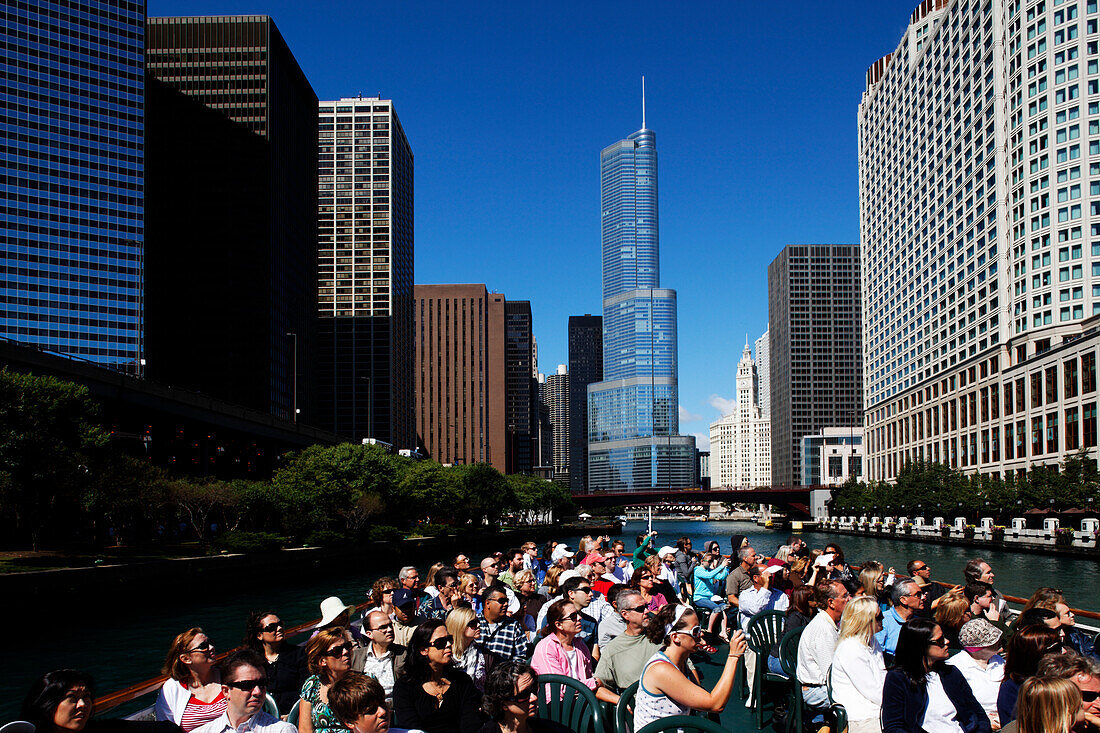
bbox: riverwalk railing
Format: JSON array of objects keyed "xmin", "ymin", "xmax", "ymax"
[
  {"xmin": 94, "ymin": 600, "xmax": 373, "ymax": 715},
  {"xmin": 824, "ymin": 514, "xmax": 1100, "ymax": 549}
]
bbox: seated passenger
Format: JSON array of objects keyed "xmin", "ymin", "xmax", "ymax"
[
  {"xmin": 947, "ymin": 619, "xmax": 1005, "ymax": 729},
  {"xmin": 830, "ymin": 596, "xmax": 886, "ymax": 733},
  {"xmin": 352, "ymin": 610, "xmax": 405, "ymax": 703},
  {"xmin": 326, "ymin": 672, "xmax": 393, "ymax": 733},
  {"xmin": 391, "ymin": 619, "xmax": 483, "ymax": 733},
  {"xmin": 530, "ymin": 600, "xmax": 618, "ymax": 705},
  {"xmin": 300, "ymin": 627, "xmax": 354, "ymax": 733},
  {"xmin": 478, "ymin": 661, "xmax": 572, "ymax": 733},
  {"xmin": 23, "ymin": 669, "xmax": 181, "ymax": 733},
  {"xmin": 155, "ymin": 629, "xmax": 225, "ymax": 732},
  {"xmin": 447, "ymin": 607, "xmax": 488, "ymax": 691},
  {"xmin": 244, "ymin": 611, "xmax": 306, "ymax": 716}
]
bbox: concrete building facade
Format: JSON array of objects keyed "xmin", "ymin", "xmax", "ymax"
[
  {"xmin": 710, "ymin": 340, "xmax": 772, "ymax": 488},
  {"xmin": 859, "ymin": 0, "xmax": 1100, "ymax": 480},
  {"xmin": 768, "ymin": 245, "xmax": 863, "ymax": 486},
  {"xmin": 316, "ymin": 97, "xmax": 414, "ymax": 449},
  {"xmin": 414, "ymin": 285, "xmax": 507, "ymax": 471}
]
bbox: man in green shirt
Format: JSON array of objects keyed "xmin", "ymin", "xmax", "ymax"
[{"xmin": 632, "ymin": 530, "xmax": 657, "ymax": 570}]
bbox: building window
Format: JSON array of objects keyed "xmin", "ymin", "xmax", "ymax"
[
  {"xmin": 1084, "ymin": 352, "xmax": 1097, "ymax": 392},
  {"xmin": 1066, "ymin": 406, "xmax": 1080, "ymax": 449},
  {"xmin": 1085, "ymin": 403, "xmax": 1098, "ymax": 447},
  {"xmin": 1033, "ymin": 415, "xmax": 1044, "ymax": 456},
  {"xmin": 1065, "ymin": 358, "xmax": 1079, "ymax": 398}
]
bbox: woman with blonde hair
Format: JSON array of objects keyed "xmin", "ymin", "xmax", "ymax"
[
  {"xmin": 456, "ymin": 573, "xmax": 483, "ymax": 614},
  {"xmin": 856, "ymin": 561, "xmax": 885, "ymax": 601},
  {"xmin": 1015, "ymin": 676, "xmax": 1084, "ymax": 733},
  {"xmin": 831, "ymin": 596, "xmax": 887, "ymax": 733},
  {"xmin": 935, "ymin": 588, "xmax": 974, "ymax": 649},
  {"xmin": 155, "ymin": 628, "xmax": 224, "ymax": 731},
  {"xmin": 299, "ymin": 627, "xmax": 354, "ymax": 733},
  {"xmin": 539, "ymin": 565, "xmax": 564, "ymax": 599},
  {"xmin": 422, "ymin": 562, "xmax": 446, "ymax": 600},
  {"xmin": 446, "ymin": 606, "xmax": 488, "ymax": 690}
]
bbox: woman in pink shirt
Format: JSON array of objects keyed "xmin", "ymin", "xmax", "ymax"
[{"xmin": 530, "ymin": 600, "xmax": 619, "ymax": 705}]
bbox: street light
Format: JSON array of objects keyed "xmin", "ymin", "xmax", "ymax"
[{"xmin": 285, "ymin": 332, "xmax": 298, "ymax": 423}]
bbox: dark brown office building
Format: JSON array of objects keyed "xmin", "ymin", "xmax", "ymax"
[
  {"xmin": 144, "ymin": 16, "xmax": 318, "ymax": 421},
  {"xmin": 415, "ymin": 285, "xmax": 508, "ymax": 471},
  {"xmin": 568, "ymin": 314, "xmax": 603, "ymax": 492}
]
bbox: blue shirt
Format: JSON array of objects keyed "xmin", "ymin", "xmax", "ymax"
[
  {"xmin": 691, "ymin": 564, "xmax": 730, "ymax": 604},
  {"xmin": 875, "ymin": 606, "xmax": 905, "ymax": 655}
]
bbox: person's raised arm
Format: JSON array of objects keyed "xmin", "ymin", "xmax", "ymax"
[{"xmin": 297, "ymin": 699, "xmax": 314, "ymax": 733}]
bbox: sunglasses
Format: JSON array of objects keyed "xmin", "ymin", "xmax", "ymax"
[
  {"xmin": 429, "ymin": 637, "xmax": 454, "ymax": 650},
  {"xmin": 225, "ymin": 679, "xmax": 267, "ymax": 691},
  {"xmin": 186, "ymin": 640, "xmax": 213, "ymax": 653},
  {"xmin": 261, "ymin": 622, "xmax": 283, "ymax": 633},
  {"xmin": 325, "ymin": 643, "xmax": 353, "ymax": 657},
  {"xmin": 506, "ymin": 687, "xmax": 537, "ymax": 704},
  {"xmin": 672, "ymin": 625, "xmax": 703, "ymax": 639},
  {"xmin": 624, "ymin": 603, "xmax": 649, "ymax": 614},
  {"xmin": 639, "ymin": 574, "xmax": 653, "ymax": 581},
  {"xmin": 561, "ymin": 612, "xmax": 582, "ymax": 622},
  {"xmin": 574, "ymin": 587, "xmax": 594, "ymax": 595},
  {"xmin": 928, "ymin": 637, "xmax": 949, "ymax": 648},
  {"xmin": 466, "ymin": 619, "xmax": 480, "ymax": 630},
  {"xmin": 370, "ymin": 622, "xmax": 394, "ymax": 632},
  {"xmin": 1082, "ymin": 690, "xmax": 1100, "ymax": 703},
  {"xmin": 382, "ymin": 588, "xmax": 395, "ymax": 594}
]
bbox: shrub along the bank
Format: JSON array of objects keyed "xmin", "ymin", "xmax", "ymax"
[{"xmin": 0, "ymin": 369, "xmax": 575, "ymax": 552}]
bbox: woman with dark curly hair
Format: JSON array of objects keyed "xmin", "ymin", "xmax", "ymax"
[
  {"xmin": 477, "ymin": 661, "xmax": 572, "ymax": 733},
  {"xmin": 391, "ymin": 620, "xmax": 483, "ymax": 733},
  {"xmin": 367, "ymin": 577, "xmax": 399, "ymax": 619},
  {"xmin": 629, "ymin": 566, "xmax": 668, "ymax": 612},
  {"xmin": 243, "ymin": 610, "xmax": 306, "ymax": 715}
]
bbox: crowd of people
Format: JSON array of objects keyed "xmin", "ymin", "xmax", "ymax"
[{"xmin": 18, "ymin": 531, "xmax": 1100, "ymax": 733}]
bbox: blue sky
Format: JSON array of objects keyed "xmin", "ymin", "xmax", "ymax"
[{"xmin": 149, "ymin": 0, "xmax": 916, "ymax": 449}]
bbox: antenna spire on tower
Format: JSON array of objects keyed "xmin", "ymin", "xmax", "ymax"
[{"xmin": 641, "ymin": 75, "xmax": 646, "ymax": 129}]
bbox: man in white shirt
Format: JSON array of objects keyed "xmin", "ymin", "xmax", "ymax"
[
  {"xmin": 193, "ymin": 650, "xmax": 295, "ymax": 733},
  {"xmin": 738, "ymin": 564, "xmax": 789, "ymax": 704},
  {"xmin": 797, "ymin": 580, "xmax": 850, "ymax": 710},
  {"xmin": 351, "ymin": 610, "xmax": 405, "ymax": 703},
  {"xmin": 948, "ymin": 618, "xmax": 1005, "ymax": 727}
]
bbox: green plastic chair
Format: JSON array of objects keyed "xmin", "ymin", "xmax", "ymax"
[
  {"xmin": 825, "ymin": 664, "xmax": 849, "ymax": 733},
  {"xmin": 777, "ymin": 627, "xmax": 805, "ymax": 733},
  {"xmin": 744, "ymin": 610, "xmax": 788, "ymax": 729},
  {"xmin": 262, "ymin": 694, "xmax": 280, "ymax": 717},
  {"xmin": 614, "ymin": 681, "xmax": 639, "ymax": 733},
  {"xmin": 636, "ymin": 714, "xmax": 727, "ymax": 733},
  {"xmin": 286, "ymin": 699, "xmax": 301, "ymax": 727},
  {"xmin": 536, "ymin": 673, "xmax": 605, "ymax": 733}
]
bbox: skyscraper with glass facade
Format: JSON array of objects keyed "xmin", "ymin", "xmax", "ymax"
[
  {"xmin": 0, "ymin": 0, "xmax": 145, "ymax": 371},
  {"xmin": 587, "ymin": 122, "xmax": 695, "ymax": 492}
]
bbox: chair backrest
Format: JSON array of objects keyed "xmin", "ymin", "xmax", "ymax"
[
  {"xmin": 0, "ymin": 721, "xmax": 36, "ymax": 733},
  {"xmin": 614, "ymin": 681, "xmax": 639, "ymax": 733},
  {"xmin": 262, "ymin": 694, "xmax": 280, "ymax": 717},
  {"xmin": 745, "ymin": 610, "xmax": 787, "ymax": 656},
  {"xmin": 536, "ymin": 673, "xmax": 604, "ymax": 733},
  {"xmin": 636, "ymin": 714, "xmax": 727, "ymax": 733},
  {"xmin": 778, "ymin": 625, "xmax": 805, "ymax": 678},
  {"xmin": 286, "ymin": 699, "xmax": 301, "ymax": 727}
]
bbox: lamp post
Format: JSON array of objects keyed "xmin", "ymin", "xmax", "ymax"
[{"xmin": 285, "ymin": 332, "xmax": 298, "ymax": 423}]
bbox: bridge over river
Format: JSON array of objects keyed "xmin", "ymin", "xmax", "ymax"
[{"xmin": 571, "ymin": 485, "xmax": 832, "ymax": 518}]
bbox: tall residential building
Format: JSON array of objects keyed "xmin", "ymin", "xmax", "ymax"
[
  {"xmin": 545, "ymin": 365, "xmax": 570, "ymax": 485},
  {"xmin": 568, "ymin": 314, "xmax": 603, "ymax": 492},
  {"xmin": 0, "ymin": 0, "xmax": 144, "ymax": 371},
  {"xmin": 505, "ymin": 301, "xmax": 537, "ymax": 474},
  {"xmin": 414, "ymin": 285, "xmax": 507, "ymax": 471},
  {"xmin": 145, "ymin": 16, "xmax": 317, "ymax": 420},
  {"xmin": 317, "ymin": 98, "xmax": 414, "ymax": 448},
  {"xmin": 709, "ymin": 340, "xmax": 771, "ymax": 488},
  {"xmin": 768, "ymin": 245, "xmax": 863, "ymax": 486},
  {"xmin": 755, "ymin": 329, "xmax": 771, "ymax": 417},
  {"xmin": 860, "ymin": 0, "xmax": 1100, "ymax": 481},
  {"xmin": 535, "ymin": 373, "xmax": 554, "ymax": 479},
  {"xmin": 587, "ymin": 106, "xmax": 696, "ymax": 492}
]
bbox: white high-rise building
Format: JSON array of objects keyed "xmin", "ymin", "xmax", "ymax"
[
  {"xmin": 755, "ymin": 329, "xmax": 770, "ymax": 417},
  {"xmin": 709, "ymin": 340, "xmax": 771, "ymax": 488},
  {"xmin": 860, "ymin": 0, "xmax": 1100, "ymax": 482}
]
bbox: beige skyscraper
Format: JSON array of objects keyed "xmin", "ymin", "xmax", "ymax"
[{"xmin": 710, "ymin": 340, "xmax": 771, "ymax": 488}]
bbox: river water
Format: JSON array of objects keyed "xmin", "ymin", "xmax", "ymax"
[{"xmin": 2, "ymin": 519, "xmax": 1098, "ymax": 721}]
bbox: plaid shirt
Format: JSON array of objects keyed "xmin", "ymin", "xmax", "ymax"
[{"xmin": 478, "ymin": 615, "xmax": 529, "ymax": 661}]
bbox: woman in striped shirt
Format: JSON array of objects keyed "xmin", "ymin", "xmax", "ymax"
[{"xmin": 155, "ymin": 628, "xmax": 226, "ymax": 733}]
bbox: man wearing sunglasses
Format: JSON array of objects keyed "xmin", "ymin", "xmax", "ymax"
[
  {"xmin": 907, "ymin": 559, "xmax": 948, "ymax": 617},
  {"xmin": 193, "ymin": 650, "xmax": 293, "ymax": 733},
  {"xmin": 351, "ymin": 610, "xmax": 405, "ymax": 704},
  {"xmin": 1031, "ymin": 652, "xmax": 1100, "ymax": 733},
  {"xmin": 876, "ymin": 577, "xmax": 925, "ymax": 656},
  {"xmin": 478, "ymin": 586, "xmax": 530, "ymax": 662}
]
